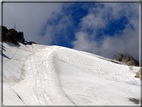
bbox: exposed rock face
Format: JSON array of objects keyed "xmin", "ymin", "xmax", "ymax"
[
  {"xmin": 1, "ymin": 26, "xmax": 25, "ymax": 45},
  {"xmin": 134, "ymin": 68, "xmax": 142, "ymax": 80},
  {"xmin": 111, "ymin": 53, "xmax": 139, "ymax": 66}
]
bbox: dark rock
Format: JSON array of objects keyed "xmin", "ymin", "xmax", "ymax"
[
  {"xmin": 1, "ymin": 26, "xmax": 25, "ymax": 45},
  {"xmin": 134, "ymin": 68, "xmax": 142, "ymax": 80},
  {"xmin": 128, "ymin": 98, "xmax": 139, "ymax": 104},
  {"xmin": 2, "ymin": 26, "xmax": 10, "ymax": 42},
  {"xmin": 111, "ymin": 53, "xmax": 139, "ymax": 66},
  {"xmin": 17, "ymin": 32, "xmax": 25, "ymax": 44},
  {"xmin": 8, "ymin": 28, "xmax": 19, "ymax": 45},
  {"xmin": 24, "ymin": 41, "xmax": 37, "ymax": 45},
  {"xmin": 29, "ymin": 41, "xmax": 37, "ymax": 44}
]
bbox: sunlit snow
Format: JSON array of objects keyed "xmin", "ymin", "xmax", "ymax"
[{"xmin": 1, "ymin": 42, "xmax": 141, "ymax": 106}]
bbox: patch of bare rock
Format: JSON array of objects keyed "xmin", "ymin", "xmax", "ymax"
[
  {"xmin": 111, "ymin": 53, "xmax": 139, "ymax": 66},
  {"xmin": 1, "ymin": 25, "xmax": 36, "ymax": 45}
]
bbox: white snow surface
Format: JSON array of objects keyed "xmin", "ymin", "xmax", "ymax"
[{"xmin": 1, "ymin": 42, "xmax": 141, "ymax": 106}]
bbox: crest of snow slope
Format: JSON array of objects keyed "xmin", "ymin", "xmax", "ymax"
[{"xmin": 1, "ymin": 42, "xmax": 141, "ymax": 106}]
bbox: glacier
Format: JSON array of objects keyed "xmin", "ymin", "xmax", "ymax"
[{"xmin": 1, "ymin": 42, "xmax": 141, "ymax": 106}]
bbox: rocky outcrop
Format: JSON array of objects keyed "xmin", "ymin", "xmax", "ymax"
[
  {"xmin": 1, "ymin": 26, "xmax": 25, "ymax": 45},
  {"xmin": 134, "ymin": 68, "xmax": 142, "ymax": 80},
  {"xmin": 111, "ymin": 53, "xmax": 139, "ymax": 66},
  {"xmin": 2, "ymin": 26, "xmax": 16, "ymax": 45}
]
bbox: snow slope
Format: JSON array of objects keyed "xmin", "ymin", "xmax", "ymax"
[{"xmin": 1, "ymin": 42, "xmax": 141, "ymax": 106}]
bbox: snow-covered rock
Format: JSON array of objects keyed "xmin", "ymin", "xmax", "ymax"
[{"xmin": 1, "ymin": 42, "xmax": 141, "ymax": 106}]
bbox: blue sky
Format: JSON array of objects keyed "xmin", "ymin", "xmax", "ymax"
[
  {"xmin": 48, "ymin": 3, "xmax": 130, "ymax": 47},
  {"xmin": 3, "ymin": 2, "xmax": 139, "ymax": 61}
]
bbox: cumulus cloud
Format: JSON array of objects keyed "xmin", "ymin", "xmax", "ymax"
[
  {"xmin": 72, "ymin": 32, "xmax": 97, "ymax": 52},
  {"xmin": 72, "ymin": 3, "xmax": 139, "ymax": 61}
]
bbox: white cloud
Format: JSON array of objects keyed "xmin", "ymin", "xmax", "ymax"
[
  {"xmin": 72, "ymin": 32, "xmax": 97, "ymax": 52},
  {"xmin": 72, "ymin": 3, "xmax": 139, "ymax": 61},
  {"xmin": 80, "ymin": 14, "xmax": 106, "ymax": 32}
]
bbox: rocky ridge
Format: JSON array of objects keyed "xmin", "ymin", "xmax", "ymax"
[
  {"xmin": 111, "ymin": 53, "xmax": 139, "ymax": 66},
  {"xmin": 1, "ymin": 25, "xmax": 36, "ymax": 45}
]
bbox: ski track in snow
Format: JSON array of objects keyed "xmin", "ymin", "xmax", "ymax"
[{"xmin": 1, "ymin": 42, "xmax": 141, "ymax": 106}]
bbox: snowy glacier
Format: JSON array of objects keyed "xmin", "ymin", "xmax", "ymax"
[{"xmin": 1, "ymin": 42, "xmax": 141, "ymax": 106}]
